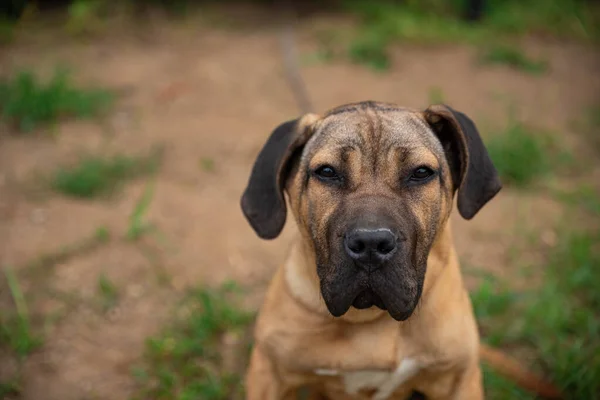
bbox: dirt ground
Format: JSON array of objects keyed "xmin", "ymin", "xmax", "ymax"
[{"xmin": 1, "ymin": 8, "xmax": 599, "ymax": 400}]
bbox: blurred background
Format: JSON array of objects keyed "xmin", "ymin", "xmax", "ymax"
[{"xmin": 0, "ymin": 1, "xmax": 599, "ymax": 399}]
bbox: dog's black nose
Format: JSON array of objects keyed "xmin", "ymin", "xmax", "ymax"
[{"xmin": 344, "ymin": 229, "xmax": 397, "ymax": 268}]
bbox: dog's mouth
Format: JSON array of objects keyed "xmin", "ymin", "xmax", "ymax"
[{"xmin": 351, "ymin": 289, "xmax": 387, "ymax": 310}]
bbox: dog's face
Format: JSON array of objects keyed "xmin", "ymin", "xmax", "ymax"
[{"xmin": 241, "ymin": 102, "xmax": 501, "ymax": 321}]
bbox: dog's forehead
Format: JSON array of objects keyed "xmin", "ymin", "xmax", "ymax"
[{"xmin": 304, "ymin": 102, "xmax": 442, "ymax": 158}]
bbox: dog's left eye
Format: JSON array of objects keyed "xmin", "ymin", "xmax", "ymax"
[
  {"xmin": 313, "ymin": 165, "xmax": 340, "ymax": 181},
  {"xmin": 409, "ymin": 166, "xmax": 435, "ymax": 182}
]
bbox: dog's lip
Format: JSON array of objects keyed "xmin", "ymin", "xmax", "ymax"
[{"xmin": 352, "ymin": 289, "xmax": 386, "ymax": 310}]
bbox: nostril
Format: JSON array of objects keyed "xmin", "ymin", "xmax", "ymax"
[
  {"xmin": 377, "ymin": 240, "xmax": 395, "ymax": 255},
  {"xmin": 347, "ymin": 238, "xmax": 365, "ymax": 254}
]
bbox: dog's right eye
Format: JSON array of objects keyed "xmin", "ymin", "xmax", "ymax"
[{"xmin": 313, "ymin": 165, "xmax": 340, "ymax": 181}]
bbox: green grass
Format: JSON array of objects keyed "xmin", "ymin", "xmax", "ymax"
[
  {"xmin": 482, "ymin": 365, "xmax": 533, "ymax": 400},
  {"xmin": 0, "ymin": 68, "xmax": 113, "ymax": 132},
  {"xmin": 342, "ymin": 0, "xmax": 599, "ymax": 70},
  {"xmin": 127, "ymin": 179, "xmax": 156, "ymax": 241},
  {"xmin": 0, "ymin": 225, "xmax": 112, "ymax": 394},
  {"xmin": 1, "ymin": 267, "xmax": 42, "ymax": 357},
  {"xmin": 52, "ymin": 148, "xmax": 162, "ymax": 199},
  {"xmin": 0, "ymin": 267, "xmax": 42, "ymax": 397},
  {"xmin": 555, "ymin": 184, "xmax": 600, "ymax": 216},
  {"xmin": 347, "ymin": 30, "xmax": 391, "ymax": 71},
  {"xmin": 479, "ymin": 44, "xmax": 548, "ymax": 74},
  {"xmin": 485, "ymin": 118, "xmax": 567, "ymax": 187},
  {"xmin": 471, "ymin": 224, "xmax": 600, "ymax": 399},
  {"xmin": 0, "ymin": 380, "xmax": 20, "ymax": 398},
  {"xmin": 130, "ymin": 281, "xmax": 255, "ymax": 400}
]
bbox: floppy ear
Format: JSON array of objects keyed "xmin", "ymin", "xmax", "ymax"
[
  {"xmin": 241, "ymin": 114, "xmax": 319, "ymax": 239},
  {"xmin": 423, "ymin": 104, "xmax": 502, "ymax": 220}
]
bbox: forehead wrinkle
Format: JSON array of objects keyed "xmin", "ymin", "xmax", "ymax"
[{"xmin": 301, "ymin": 131, "xmax": 360, "ymax": 167}]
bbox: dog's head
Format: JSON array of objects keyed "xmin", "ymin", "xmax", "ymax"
[{"xmin": 241, "ymin": 102, "xmax": 501, "ymax": 321}]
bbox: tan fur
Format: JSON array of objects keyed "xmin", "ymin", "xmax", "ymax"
[{"xmin": 244, "ymin": 103, "xmax": 562, "ymax": 400}]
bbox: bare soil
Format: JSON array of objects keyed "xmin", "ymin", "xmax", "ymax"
[{"xmin": 1, "ymin": 9, "xmax": 599, "ymax": 400}]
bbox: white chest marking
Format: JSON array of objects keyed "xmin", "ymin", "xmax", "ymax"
[
  {"xmin": 313, "ymin": 358, "xmax": 420, "ymax": 400},
  {"xmin": 372, "ymin": 358, "xmax": 420, "ymax": 400}
]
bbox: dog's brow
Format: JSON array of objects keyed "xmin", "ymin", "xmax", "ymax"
[{"xmin": 324, "ymin": 101, "xmax": 408, "ymax": 117}]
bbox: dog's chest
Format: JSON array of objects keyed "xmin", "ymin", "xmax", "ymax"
[{"xmin": 315, "ymin": 358, "xmax": 419, "ymax": 400}]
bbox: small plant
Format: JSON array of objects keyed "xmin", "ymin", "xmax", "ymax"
[
  {"xmin": 479, "ymin": 44, "xmax": 548, "ymax": 74},
  {"xmin": 0, "ymin": 68, "xmax": 113, "ymax": 132},
  {"xmin": 126, "ymin": 180, "xmax": 156, "ymax": 241},
  {"xmin": 97, "ymin": 273, "xmax": 119, "ymax": 312},
  {"xmin": 131, "ymin": 281, "xmax": 254, "ymax": 400},
  {"xmin": 52, "ymin": 148, "xmax": 162, "ymax": 199},
  {"xmin": 1, "ymin": 267, "xmax": 41, "ymax": 357}
]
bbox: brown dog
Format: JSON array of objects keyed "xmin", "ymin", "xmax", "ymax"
[{"xmin": 240, "ymin": 101, "xmax": 561, "ymax": 400}]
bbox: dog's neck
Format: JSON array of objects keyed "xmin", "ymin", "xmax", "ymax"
[{"xmin": 283, "ymin": 221, "xmax": 463, "ymax": 324}]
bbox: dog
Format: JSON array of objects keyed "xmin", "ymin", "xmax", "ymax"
[{"xmin": 240, "ymin": 101, "xmax": 562, "ymax": 400}]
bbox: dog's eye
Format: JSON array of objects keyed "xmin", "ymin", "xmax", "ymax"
[
  {"xmin": 313, "ymin": 165, "xmax": 339, "ymax": 180},
  {"xmin": 409, "ymin": 166, "xmax": 435, "ymax": 182}
]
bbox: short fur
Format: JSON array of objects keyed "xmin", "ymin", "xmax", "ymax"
[{"xmin": 240, "ymin": 101, "xmax": 562, "ymax": 400}]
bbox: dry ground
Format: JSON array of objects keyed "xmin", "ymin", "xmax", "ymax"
[{"xmin": 1, "ymin": 7, "xmax": 599, "ymax": 400}]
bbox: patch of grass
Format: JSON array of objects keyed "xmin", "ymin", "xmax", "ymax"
[
  {"xmin": 0, "ymin": 380, "xmax": 20, "ymax": 398},
  {"xmin": 127, "ymin": 179, "xmax": 156, "ymax": 241},
  {"xmin": 130, "ymin": 281, "xmax": 255, "ymax": 400},
  {"xmin": 555, "ymin": 184, "xmax": 600, "ymax": 216},
  {"xmin": 0, "ymin": 68, "xmax": 113, "ymax": 133},
  {"xmin": 470, "ymin": 276, "xmax": 522, "ymax": 346},
  {"xmin": 341, "ymin": 0, "xmax": 599, "ymax": 69},
  {"xmin": 347, "ymin": 30, "xmax": 391, "ymax": 71},
  {"xmin": 483, "ymin": 364, "xmax": 533, "ymax": 400},
  {"xmin": 97, "ymin": 273, "xmax": 119, "ymax": 312},
  {"xmin": 472, "ymin": 226, "xmax": 600, "ymax": 398},
  {"xmin": 479, "ymin": 44, "xmax": 548, "ymax": 74},
  {"xmin": 0, "ymin": 267, "xmax": 42, "ymax": 357},
  {"xmin": 65, "ymin": 0, "xmax": 107, "ymax": 36},
  {"xmin": 345, "ymin": 0, "xmax": 599, "ymax": 42},
  {"xmin": 0, "ymin": 225, "xmax": 112, "ymax": 395},
  {"xmin": 52, "ymin": 148, "xmax": 162, "ymax": 199},
  {"xmin": 486, "ymin": 117, "xmax": 566, "ymax": 187}
]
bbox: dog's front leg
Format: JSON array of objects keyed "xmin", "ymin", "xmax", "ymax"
[
  {"xmin": 246, "ymin": 344, "xmax": 283, "ymax": 400},
  {"xmin": 447, "ymin": 363, "xmax": 484, "ymax": 400},
  {"xmin": 246, "ymin": 344, "xmax": 319, "ymax": 400}
]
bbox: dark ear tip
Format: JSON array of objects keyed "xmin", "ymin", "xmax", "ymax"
[
  {"xmin": 458, "ymin": 178, "xmax": 502, "ymax": 220},
  {"xmin": 240, "ymin": 192, "xmax": 284, "ymax": 240}
]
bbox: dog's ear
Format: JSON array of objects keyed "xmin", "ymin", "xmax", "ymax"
[
  {"xmin": 241, "ymin": 114, "xmax": 319, "ymax": 239},
  {"xmin": 423, "ymin": 104, "xmax": 502, "ymax": 220}
]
